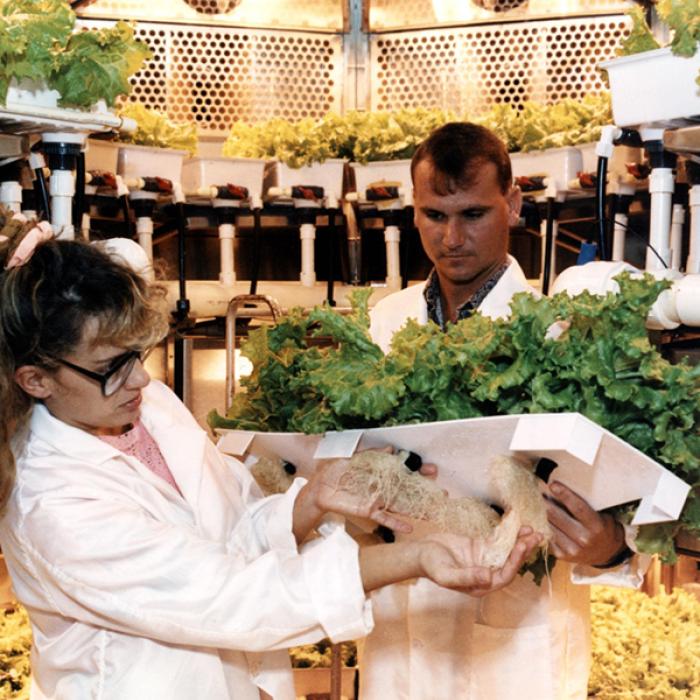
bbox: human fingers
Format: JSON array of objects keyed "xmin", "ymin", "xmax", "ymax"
[
  {"xmin": 418, "ymin": 462, "xmax": 438, "ymax": 479},
  {"xmin": 487, "ymin": 533, "xmax": 542, "ymax": 590},
  {"xmin": 547, "ymin": 521, "xmax": 580, "ymax": 561},
  {"xmin": 546, "ymin": 482, "xmax": 599, "ymax": 529},
  {"xmin": 369, "ymin": 507, "xmax": 413, "ymax": 534}
]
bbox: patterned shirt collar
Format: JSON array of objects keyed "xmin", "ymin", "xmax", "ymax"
[{"xmin": 424, "ymin": 261, "xmax": 510, "ymax": 329}]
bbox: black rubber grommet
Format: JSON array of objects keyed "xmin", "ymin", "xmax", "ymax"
[
  {"xmin": 374, "ymin": 525, "xmax": 395, "ymax": 543},
  {"xmin": 535, "ymin": 458, "xmax": 558, "ymax": 483},
  {"xmin": 404, "ymin": 451, "xmax": 423, "ymax": 472}
]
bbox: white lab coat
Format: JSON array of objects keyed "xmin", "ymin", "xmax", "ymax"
[
  {"xmin": 0, "ymin": 380, "xmax": 373, "ymax": 700},
  {"xmin": 363, "ymin": 257, "xmax": 648, "ymax": 700}
]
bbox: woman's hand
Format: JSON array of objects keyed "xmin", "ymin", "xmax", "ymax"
[
  {"xmin": 358, "ymin": 527, "xmax": 541, "ymax": 595},
  {"xmin": 544, "ymin": 481, "xmax": 627, "ymax": 567},
  {"xmin": 293, "ymin": 448, "xmax": 437, "ymax": 542},
  {"xmin": 417, "ymin": 527, "xmax": 542, "ymax": 596}
]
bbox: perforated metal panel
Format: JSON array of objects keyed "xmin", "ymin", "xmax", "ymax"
[
  {"xmin": 370, "ymin": 0, "xmax": 632, "ymax": 30},
  {"xmin": 79, "ymin": 20, "xmax": 344, "ymax": 132},
  {"xmin": 371, "ymin": 15, "xmax": 629, "ymax": 114},
  {"xmin": 78, "ymin": 0, "xmax": 345, "ymax": 31}
]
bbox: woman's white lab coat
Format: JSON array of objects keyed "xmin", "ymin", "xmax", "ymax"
[
  {"xmin": 0, "ymin": 380, "xmax": 373, "ymax": 700},
  {"xmin": 364, "ymin": 257, "xmax": 649, "ymax": 700}
]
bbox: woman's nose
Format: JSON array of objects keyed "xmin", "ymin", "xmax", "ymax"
[{"xmin": 125, "ymin": 359, "xmax": 150, "ymax": 389}]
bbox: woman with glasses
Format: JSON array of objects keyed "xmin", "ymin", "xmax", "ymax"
[{"xmin": 0, "ymin": 232, "xmax": 538, "ymax": 700}]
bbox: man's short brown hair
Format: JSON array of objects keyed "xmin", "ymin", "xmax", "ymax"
[{"xmin": 411, "ymin": 122, "xmax": 513, "ymax": 195}]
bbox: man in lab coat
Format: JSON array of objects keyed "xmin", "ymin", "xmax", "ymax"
[{"xmin": 363, "ymin": 122, "xmax": 648, "ymax": 699}]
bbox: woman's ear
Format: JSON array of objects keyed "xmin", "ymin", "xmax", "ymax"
[{"xmin": 14, "ymin": 365, "xmax": 54, "ymax": 400}]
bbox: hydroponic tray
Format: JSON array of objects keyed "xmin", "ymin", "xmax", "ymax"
[{"xmin": 217, "ymin": 412, "xmax": 690, "ymax": 527}]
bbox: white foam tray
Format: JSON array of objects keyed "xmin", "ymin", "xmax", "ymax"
[
  {"xmin": 270, "ymin": 159, "xmax": 346, "ymax": 199},
  {"xmin": 510, "ymin": 146, "xmax": 583, "ymax": 192},
  {"xmin": 218, "ymin": 412, "xmax": 690, "ymax": 527},
  {"xmin": 350, "ymin": 159, "xmax": 413, "ymax": 195},
  {"xmin": 117, "ymin": 143, "xmax": 188, "ymax": 181},
  {"xmin": 181, "ymin": 156, "xmax": 266, "ymax": 196},
  {"xmin": 600, "ymin": 47, "xmax": 700, "ymax": 128},
  {"xmin": 0, "ymin": 80, "xmax": 120, "ymax": 135},
  {"xmin": 85, "ymin": 139, "xmax": 120, "ymax": 173}
]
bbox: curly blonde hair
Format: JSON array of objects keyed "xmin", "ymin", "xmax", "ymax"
[{"xmin": 0, "ymin": 237, "xmax": 170, "ymax": 511}]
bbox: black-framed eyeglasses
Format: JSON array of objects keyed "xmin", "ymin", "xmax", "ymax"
[{"xmin": 55, "ymin": 348, "xmax": 152, "ymax": 397}]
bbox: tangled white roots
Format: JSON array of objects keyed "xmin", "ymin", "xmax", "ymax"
[
  {"xmin": 250, "ymin": 456, "xmax": 296, "ymax": 495},
  {"xmin": 250, "ymin": 451, "xmax": 551, "ymax": 568},
  {"xmin": 339, "ymin": 451, "xmax": 551, "ymax": 567}
]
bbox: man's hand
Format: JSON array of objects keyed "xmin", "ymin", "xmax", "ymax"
[{"xmin": 545, "ymin": 481, "xmax": 627, "ymax": 567}]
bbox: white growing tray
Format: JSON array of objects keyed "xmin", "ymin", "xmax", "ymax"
[
  {"xmin": 510, "ymin": 146, "xmax": 583, "ymax": 192},
  {"xmin": 350, "ymin": 159, "xmax": 413, "ymax": 195},
  {"xmin": 270, "ymin": 159, "xmax": 347, "ymax": 200},
  {"xmin": 600, "ymin": 47, "xmax": 700, "ymax": 128},
  {"xmin": 181, "ymin": 156, "xmax": 267, "ymax": 198},
  {"xmin": 218, "ymin": 412, "xmax": 690, "ymax": 527},
  {"xmin": 117, "ymin": 143, "xmax": 188, "ymax": 181}
]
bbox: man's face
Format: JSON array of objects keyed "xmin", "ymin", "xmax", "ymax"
[{"xmin": 413, "ymin": 158, "xmax": 522, "ymax": 291}]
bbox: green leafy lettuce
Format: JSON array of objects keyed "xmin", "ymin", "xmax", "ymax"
[
  {"xmin": 118, "ymin": 102, "xmax": 198, "ymax": 155},
  {"xmin": 0, "ymin": 1, "xmax": 151, "ymax": 108},
  {"xmin": 209, "ymin": 274, "xmax": 700, "ymax": 563}
]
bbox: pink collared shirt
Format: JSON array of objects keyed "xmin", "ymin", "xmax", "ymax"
[{"xmin": 99, "ymin": 420, "xmax": 182, "ymax": 495}]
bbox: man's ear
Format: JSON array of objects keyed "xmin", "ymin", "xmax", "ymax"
[
  {"xmin": 14, "ymin": 365, "xmax": 54, "ymax": 400},
  {"xmin": 507, "ymin": 185, "xmax": 523, "ymax": 226}
]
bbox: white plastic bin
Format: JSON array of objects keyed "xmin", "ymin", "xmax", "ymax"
[
  {"xmin": 510, "ymin": 146, "xmax": 583, "ymax": 192},
  {"xmin": 350, "ymin": 159, "xmax": 413, "ymax": 195},
  {"xmin": 600, "ymin": 48, "xmax": 700, "ymax": 127},
  {"xmin": 85, "ymin": 139, "xmax": 120, "ymax": 173},
  {"xmin": 271, "ymin": 159, "xmax": 346, "ymax": 201},
  {"xmin": 181, "ymin": 157, "xmax": 266, "ymax": 199},
  {"xmin": 117, "ymin": 143, "xmax": 188, "ymax": 182}
]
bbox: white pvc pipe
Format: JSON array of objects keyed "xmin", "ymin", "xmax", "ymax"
[
  {"xmin": 0, "ymin": 181, "xmax": 21, "ymax": 214},
  {"xmin": 687, "ymin": 185, "xmax": 700, "ymax": 274},
  {"xmin": 669, "ymin": 204, "xmax": 685, "ymax": 271},
  {"xmin": 674, "ymin": 274, "xmax": 700, "ymax": 326},
  {"xmin": 384, "ymin": 224, "xmax": 401, "ymax": 289},
  {"xmin": 49, "ymin": 169, "xmax": 75, "ymax": 239},
  {"xmin": 219, "ymin": 222, "xmax": 236, "ymax": 285},
  {"xmin": 136, "ymin": 217, "xmax": 154, "ymax": 262},
  {"xmin": 645, "ymin": 168, "xmax": 674, "ymax": 271},
  {"xmin": 612, "ymin": 212, "xmax": 628, "ymax": 262},
  {"xmin": 300, "ymin": 222, "xmax": 316, "ymax": 287}
]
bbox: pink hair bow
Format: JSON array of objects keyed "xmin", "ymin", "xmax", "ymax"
[{"xmin": 2, "ymin": 221, "xmax": 54, "ymax": 270}]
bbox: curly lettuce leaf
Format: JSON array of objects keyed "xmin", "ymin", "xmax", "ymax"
[
  {"xmin": 118, "ymin": 102, "xmax": 198, "ymax": 155},
  {"xmin": 0, "ymin": 0, "xmax": 75, "ymax": 103},
  {"xmin": 50, "ymin": 20, "xmax": 151, "ymax": 108},
  {"xmin": 657, "ymin": 0, "xmax": 700, "ymax": 57},
  {"xmin": 619, "ymin": 6, "xmax": 661, "ymax": 56}
]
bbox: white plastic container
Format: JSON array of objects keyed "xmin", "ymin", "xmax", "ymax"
[
  {"xmin": 350, "ymin": 159, "xmax": 413, "ymax": 195},
  {"xmin": 85, "ymin": 139, "xmax": 120, "ymax": 173},
  {"xmin": 0, "ymin": 79, "xmax": 120, "ymax": 134},
  {"xmin": 117, "ymin": 143, "xmax": 188, "ymax": 182},
  {"xmin": 271, "ymin": 158, "xmax": 346, "ymax": 202},
  {"xmin": 600, "ymin": 47, "xmax": 700, "ymax": 128},
  {"xmin": 510, "ymin": 146, "xmax": 583, "ymax": 192},
  {"xmin": 181, "ymin": 156, "xmax": 266, "ymax": 199}
]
